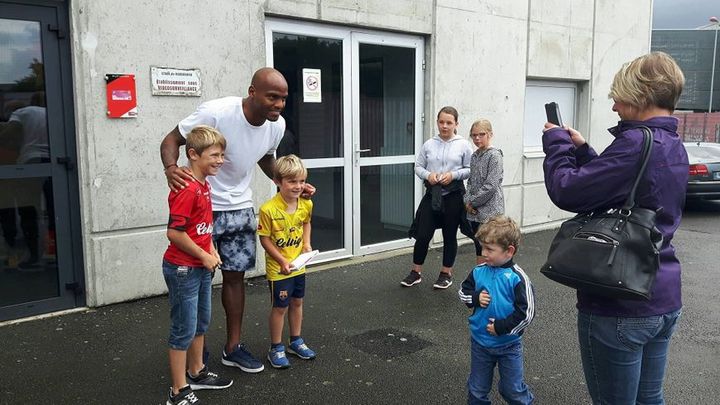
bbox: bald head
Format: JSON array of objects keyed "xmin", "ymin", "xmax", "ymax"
[
  {"xmin": 250, "ymin": 67, "xmax": 287, "ymax": 91},
  {"xmin": 245, "ymin": 67, "xmax": 289, "ymax": 125}
]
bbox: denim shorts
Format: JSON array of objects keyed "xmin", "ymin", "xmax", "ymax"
[
  {"xmin": 213, "ymin": 208, "xmax": 257, "ymax": 272},
  {"xmin": 268, "ymin": 274, "xmax": 306, "ymax": 308},
  {"xmin": 162, "ymin": 260, "xmax": 212, "ymax": 350}
]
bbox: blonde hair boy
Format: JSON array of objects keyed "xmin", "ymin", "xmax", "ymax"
[
  {"xmin": 274, "ymin": 154, "xmax": 307, "ymax": 181},
  {"xmin": 459, "ymin": 214, "xmax": 534, "ymax": 404},
  {"xmin": 476, "ymin": 215, "xmax": 521, "ymax": 254},
  {"xmin": 185, "ymin": 125, "xmax": 227, "ymax": 158},
  {"xmin": 258, "ymin": 153, "xmax": 316, "ymax": 369}
]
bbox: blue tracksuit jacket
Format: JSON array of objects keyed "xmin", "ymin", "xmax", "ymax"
[{"xmin": 459, "ymin": 259, "xmax": 535, "ymax": 347}]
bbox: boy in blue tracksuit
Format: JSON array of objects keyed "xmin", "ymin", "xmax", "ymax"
[{"xmin": 458, "ymin": 215, "xmax": 535, "ymax": 405}]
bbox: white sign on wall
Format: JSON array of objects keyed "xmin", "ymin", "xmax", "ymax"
[
  {"xmin": 302, "ymin": 68, "xmax": 321, "ymax": 103},
  {"xmin": 150, "ymin": 66, "xmax": 202, "ymax": 96},
  {"xmin": 523, "ymin": 81, "xmax": 577, "ymax": 151}
]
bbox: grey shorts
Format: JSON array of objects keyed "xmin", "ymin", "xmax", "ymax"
[{"xmin": 212, "ymin": 208, "xmax": 257, "ymax": 272}]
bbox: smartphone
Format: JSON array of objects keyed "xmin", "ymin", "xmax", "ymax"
[{"xmin": 545, "ymin": 102, "xmax": 563, "ymax": 127}]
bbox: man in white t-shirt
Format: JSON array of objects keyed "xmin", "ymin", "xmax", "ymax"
[{"xmin": 160, "ymin": 67, "xmax": 314, "ymax": 374}]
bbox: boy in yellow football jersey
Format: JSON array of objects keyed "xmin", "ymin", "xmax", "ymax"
[{"xmin": 258, "ymin": 154, "xmax": 316, "ymax": 369}]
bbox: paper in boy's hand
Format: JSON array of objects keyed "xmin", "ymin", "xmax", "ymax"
[{"xmin": 290, "ymin": 250, "xmax": 320, "ymax": 271}]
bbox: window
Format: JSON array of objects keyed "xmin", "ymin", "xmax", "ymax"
[{"xmin": 523, "ymin": 81, "xmax": 577, "ymax": 151}]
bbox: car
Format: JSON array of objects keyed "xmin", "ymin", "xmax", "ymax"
[{"xmin": 684, "ymin": 142, "xmax": 720, "ymax": 200}]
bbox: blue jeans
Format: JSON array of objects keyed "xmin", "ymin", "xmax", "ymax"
[
  {"xmin": 162, "ymin": 260, "xmax": 213, "ymax": 350},
  {"xmin": 468, "ymin": 338, "xmax": 534, "ymax": 405},
  {"xmin": 577, "ymin": 309, "xmax": 681, "ymax": 405}
]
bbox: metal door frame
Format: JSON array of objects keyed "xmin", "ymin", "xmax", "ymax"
[
  {"xmin": 351, "ymin": 31, "xmax": 424, "ymax": 256},
  {"xmin": 265, "ymin": 19, "xmax": 423, "ymax": 261},
  {"xmin": 0, "ymin": 0, "xmax": 84, "ymax": 321}
]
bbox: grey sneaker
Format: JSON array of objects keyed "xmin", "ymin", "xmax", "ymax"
[
  {"xmin": 186, "ymin": 365, "xmax": 233, "ymax": 390},
  {"xmin": 433, "ymin": 273, "xmax": 453, "ymax": 289},
  {"xmin": 400, "ymin": 270, "xmax": 422, "ymax": 287}
]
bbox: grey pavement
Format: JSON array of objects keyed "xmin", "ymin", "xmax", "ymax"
[{"xmin": 1, "ymin": 200, "xmax": 719, "ymax": 404}]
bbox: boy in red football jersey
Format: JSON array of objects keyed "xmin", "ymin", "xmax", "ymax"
[{"xmin": 162, "ymin": 125, "xmax": 233, "ymax": 405}]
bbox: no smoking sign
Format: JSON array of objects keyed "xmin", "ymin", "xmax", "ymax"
[{"xmin": 302, "ymin": 68, "xmax": 322, "ymax": 103}]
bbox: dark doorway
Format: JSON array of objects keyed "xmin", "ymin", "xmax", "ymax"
[{"xmin": 0, "ymin": 1, "xmax": 83, "ymax": 320}]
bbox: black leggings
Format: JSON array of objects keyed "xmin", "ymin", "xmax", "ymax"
[
  {"xmin": 469, "ymin": 220, "xmax": 483, "ymax": 257},
  {"xmin": 412, "ymin": 191, "xmax": 464, "ymax": 268}
]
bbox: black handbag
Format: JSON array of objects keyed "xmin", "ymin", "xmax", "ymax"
[{"xmin": 540, "ymin": 126, "xmax": 663, "ymax": 300}]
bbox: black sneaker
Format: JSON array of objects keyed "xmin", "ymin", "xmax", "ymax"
[
  {"xmin": 167, "ymin": 385, "xmax": 200, "ymax": 405},
  {"xmin": 400, "ymin": 270, "xmax": 422, "ymax": 287},
  {"xmin": 433, "ymin": 273, "xmax": 453, "ymax": 289},
  {"xmin": 186, "ymin": 365, "xmax": 233, "ymax": 391}
]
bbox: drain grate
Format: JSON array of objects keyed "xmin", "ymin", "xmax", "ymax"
[{"xmin": 347, "ymin": 328, "xmax": 433, "ymax": 359}]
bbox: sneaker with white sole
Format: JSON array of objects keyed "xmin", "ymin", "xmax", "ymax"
[
  {"xmin": 287, "ymin": 338, "xmax": 316, "ymax": 360},
  {"xmin": 433, "ymin": 273, "xmax": 453, "ymax": 289},
  {"xmin": 400, "ymin": 270, "xmax": 422, "ymax": 287},
  {"xmin": 167, "ymin": 385, "xmax": 200, "ymax": 405},
  {"xmin": 267, "ymin": 344, "xmax": 291, "ymax": 369},
  {"xmin": 186, "ymin": 365, "xmax": 233, "ymax": 390},
  {"xmin": 222, "ymin": 343, "xmax": 265, "ymax": 373}
]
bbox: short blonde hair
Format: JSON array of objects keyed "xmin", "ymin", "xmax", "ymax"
[
  {"xmin": 470, "ymin": 119, "xmax": 493, "ymax": 135},
  {"xmin": 274, "ymin": 154, "xmax": 307, "ymax": 181},
  {"xmin": 476, "ymin": 215, "xmax": 521, "ymax": 253},
  {"xmin": 608, "ymin": 52, "xmax": 685, "ymax": 111},
  {"xmin": 186, "ymin": 125, "xmax": 226, "ymax": 158}
]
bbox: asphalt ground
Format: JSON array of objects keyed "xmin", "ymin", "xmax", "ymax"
[{"xmin": 1, "ymin": 200, "xmax": 719, "ymax": 404}]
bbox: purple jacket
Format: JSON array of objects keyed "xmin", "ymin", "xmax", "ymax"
[{"xmin": 542, "ymin": 117, "xmax": 688, "ymax": 317}]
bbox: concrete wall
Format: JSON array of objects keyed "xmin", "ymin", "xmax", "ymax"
[
  {"xmin": 71, "ymin": 0, "xmax": 261, "ymax": 306},
  {"xmin": 69, "ymin": 0, "xmax": 652, "ymax": 306},
  {"xmin": 522, "ymin": 0, "xmax": 653, "ymax": 230}
]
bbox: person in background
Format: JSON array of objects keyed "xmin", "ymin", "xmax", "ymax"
[
  {"xmin": 464, "ymin": 119, "xmax": 504, "ymax": 265},
  {"xmin": 458, "ymin": 215, "xmax": 535, "ymax": 405},
  {"xmin": 542, "ymin": 51, "xmax": 688, "ymax": 404},
  {"xmin": 402, "ymin": 106, "xmax": 472, "ymax": 290}
]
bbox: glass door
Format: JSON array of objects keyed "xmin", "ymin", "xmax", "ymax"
[
  {"xmin": 352, "ymin": 33, "xmax": 423, "ymax": 255},
  {"xmin": 0, "ymin": 3, "xmax": 82, "ymax": 320},
  {"xmin": 266, "ymin": 20, "xmax": 423, "ymax": 261},
  {"xmin": 266, "ymin": 20, "xmax": 353, "ymax": 261}
]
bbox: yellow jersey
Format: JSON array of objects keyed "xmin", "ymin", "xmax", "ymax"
[{"xmin": 257, "ymin": 193, "xmax": 313, "ymax": 281}]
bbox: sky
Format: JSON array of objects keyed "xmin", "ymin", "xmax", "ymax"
[
  {"xmin": 0, "ymin": 19, "xmax": 41, "ymax": 84},
  {"xmin": 653, "ymin": 0, "xmax": 719, "ymax": 29}
]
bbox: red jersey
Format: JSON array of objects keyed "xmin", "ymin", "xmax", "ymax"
[{"xmin": 163, "ymin": 180, "xmax": 214, "ymax": 266}]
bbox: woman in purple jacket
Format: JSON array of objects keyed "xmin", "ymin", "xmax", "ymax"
[{"xmin": 542, "ymin": 52, "xmax": 688, "ymax": 404}]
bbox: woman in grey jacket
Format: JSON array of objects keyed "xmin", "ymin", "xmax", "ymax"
[
  {"xmin": 401, "ymin": 106, "xmax": 473, "ymax": 289},
  {"xmin": 464, "ymin": 119, "xmax": 504, "ymax": 264}
]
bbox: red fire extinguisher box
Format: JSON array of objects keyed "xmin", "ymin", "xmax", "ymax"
[{"xmin": 105, "ymin": 74, "xmax": 137, "ymax": 118}]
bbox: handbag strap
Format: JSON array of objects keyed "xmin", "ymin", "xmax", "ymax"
[{"xmin": 621, "ymin": 126, "xmax": 653, "ymax": 211}]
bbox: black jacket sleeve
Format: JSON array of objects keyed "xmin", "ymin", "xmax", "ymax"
[{"xmin": 459, "ymin": 271, "xmax": 481, "ymax": 309}]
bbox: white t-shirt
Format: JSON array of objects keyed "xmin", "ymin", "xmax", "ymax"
[
  {"xmin": 178, "ymin": 96, "xmax": 285, "ymax": 211},
  {"xmin": 9, "ymin": 106, "xmax": 49, "ymax": 163}
]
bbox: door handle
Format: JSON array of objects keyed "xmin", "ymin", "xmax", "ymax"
[
  {"xmin": 56, "ymin": 156, "xmax": 75, "ymax": 170},
  {"xmin": 354, "ymin": 149, "xmax": 371, "ymax": 167}
]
